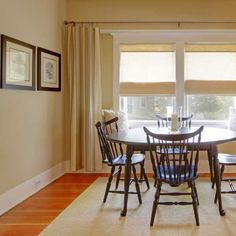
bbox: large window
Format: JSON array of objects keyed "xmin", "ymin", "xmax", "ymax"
[
  {"xmin": 115, "ymin": 32, "xmax": 236, "ymax": 124},
  {"xmin": 119, "ymin": 44, "xmax": 176, "ymax": 120},
  {"xmin": 185, "ymin": 43, "xmax": 236, "ymax": 120}
]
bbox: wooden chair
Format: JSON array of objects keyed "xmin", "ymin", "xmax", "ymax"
[
  {"xmin": 157, "ymin": 114, "xmax": 215, "ymax": 187},
  {"xmin": 214, "ymin": 153, "xmax": 236, "ymax": 203},
  {"xmin": 155, "ymin": 114, "xmax": 193, "ymax": 186},
  {"xmin": 156, "ymin": 114, "xmax": 193, "ymax": 128},
  {"xmin": 103, "ymin": 117, "xmax": 149, "ymax": 190},
  {"xmin": 95, "ymin": 121, "xmax": 148, "ymax": 204},
  {"xmin": 144, "ymin": 126, "xmax": 204, "ymax": 226}
]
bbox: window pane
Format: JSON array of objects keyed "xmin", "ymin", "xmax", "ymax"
[
  {"xmin": 187, "ymin": 95, "xmax": 236, "ymax": 120},
  {"xmin": 120, "ymin": 52, "xmax": 176, "ymax": 83},
  {"xmin": 120, "ymin": 96, "xmax": 175, "ymax": 120}
]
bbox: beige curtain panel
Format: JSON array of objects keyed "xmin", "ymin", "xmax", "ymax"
[{"xmin": 66, "ymin": 23, "xmax": 102, "ymax": 172}]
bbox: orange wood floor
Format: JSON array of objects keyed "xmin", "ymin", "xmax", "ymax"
[
  {"xmin": 0, "ymin": 173, "xmax": 107, "ymax": 236},
  {"xmin": 0, "ymin": 172, "xmax": 219, "ymax": 236}
]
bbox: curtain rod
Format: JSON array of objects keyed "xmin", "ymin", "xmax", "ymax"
[{"xmin": 64, "ymin": 20, "xmax": 236, "ymax": 26}]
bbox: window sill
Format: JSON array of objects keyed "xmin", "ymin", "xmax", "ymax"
[{"xmin": 128, "ymin": 119, "xmax": 230, "ymax": 129}]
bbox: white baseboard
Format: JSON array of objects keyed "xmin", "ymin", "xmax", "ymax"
[{"xmin": 0, "ymin": 160, "xmax": 70, "ymax": 216}]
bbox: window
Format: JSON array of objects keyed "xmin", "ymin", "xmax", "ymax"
[
  {"xmin": 119, "ymin": 44, "xmax": 176, "ymax": 120},
  {"xmin": 185, "ymin": 43, "xmax": 236, "ymax": 120},
  {"xmin": 114, "ymin": 31, "xmax": 236, "ymax": 124}
]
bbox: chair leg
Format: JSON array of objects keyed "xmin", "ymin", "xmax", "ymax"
[
  {"xmin": 139, "ymin": 151, "xmax": 145, "ymax": 181},
  {"xmin": 139, "ymin": 163, "xmax": 144, "ymax": 180},
  {"xmin": 115, "ymin": 166, "xmax": 122, "ymax": 189},
  {"xmin": 153, "ymin": 154, "xmax": 164, "ymax": 188},
  {"xmin": 132, "ymin": 165, "xmax": 142, "ymax": 204},
  {"xmin": 214, "ymin": 188, "xmax": 217, "ymax": 204},
  {"xmin": 184, "ymin": 154, "xmax": 192, "ymax": 189},
  {"xmin": 154, "ymin": 178, "xmax": 157, "ymax": 187},
  {"xmin": 190, "ymin": 181, "xmax": 200, "ymax": 226},
  {"xmin": 214, "ymin": 165, "xmax": 224, "ymax": 204},
  {"xmin": 150, "ymin": 181, "xmax": 162, "ymax": 226},
  {"xmin": 103, "ymin": 166, "xmax": 115, "ymax": 203},
  {"xmin": 141, "ymin": 162, "xmax": 150, "ymax": 189},
  {"xmin": 191, "ymin": 181, "xmax": 199, "ymax": 205}
]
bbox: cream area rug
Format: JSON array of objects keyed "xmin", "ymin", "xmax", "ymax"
[{"xmin": 39, "ymin": 177, "xmax": 236, "ymax": 236}]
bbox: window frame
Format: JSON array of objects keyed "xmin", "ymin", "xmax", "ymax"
[{"xmin": 111, "ymin": 30, "xmax": 236, "ymax": 125}]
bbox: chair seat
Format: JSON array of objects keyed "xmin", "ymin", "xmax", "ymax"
[
  {"xmin": 155, "ymin": 165, "xmax": 196, "ymax": 185},
  {"xmin": 218, "ymin": 153, "xmax": 236, "ymax": 165},
  {"xmin": 104, "ymin": 154, "xmax": 145, "ymax": 166}
]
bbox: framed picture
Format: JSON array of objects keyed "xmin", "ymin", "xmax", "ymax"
[
  {"xmin": 1, "ymin": 35, "xmax": 36, "ymax": 90},
  {"xmin": 37, "ymin": 47, "xmax": 61, "ymax": 91}
]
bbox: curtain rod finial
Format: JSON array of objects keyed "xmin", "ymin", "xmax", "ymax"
[{"xmin": 64, "ymin": 21, "xmax": 76, "ymax": 26}]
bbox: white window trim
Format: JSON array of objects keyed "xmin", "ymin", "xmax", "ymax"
[{"xmin": 109, "ymin": 30, "xmax": 236, "ymax": 123}]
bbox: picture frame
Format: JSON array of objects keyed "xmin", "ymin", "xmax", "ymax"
[
  {"xmin": 37, "ymin": 47, "xmax": 61, "ymax": 91},
  {"xmin": 1, "ymin": 35, "xmax": 36, "ymax": 90}
]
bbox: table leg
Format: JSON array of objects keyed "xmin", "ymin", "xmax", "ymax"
[
  {"xmin": 120, "ymin": 145, "xmax": 133, "ymax": 217},
  {"xmin": 211, "ymin": 144, "xmax": 225, "ymax": 216},
  {"xmin": 207, "ymin": 150, "xmax": 214, "ymax": 188}
]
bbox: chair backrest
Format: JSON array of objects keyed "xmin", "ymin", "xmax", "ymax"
[
  {"xmin": 180, "ymin": 114, "xmax": 193, "ymax": 128},
  {"xmin": 103, "ymin": 117, "xmax": 123, "ymax": 156},
  {"xmin": 156, "ymin": 114, "xmax": 169, "ymax": 127},
  {"xmin": 95, "ymin": 121, "xmax": 120, "ymax": 164},
  {"xmin": 104, "ymin": 117, "xmax": 119, "ymax": 135},
  {"xmin": 144, "ymin": 126, "xmax": 204, "ymax": 186},
  {"xmin": 156, "ymin": 114, "xmax": 193, "ymax": 128}
]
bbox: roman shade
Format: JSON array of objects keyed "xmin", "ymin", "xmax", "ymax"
[
  {"xmin": 120, "ymin": 44, "xmax": 175, "ymax": 52},
  {"xmin": 120, "ymin": 82, "xmax": 175, "ymax": 95},
  {"xmin": 185, "ymin": 43, "xmax": 236, "ymax": 95},
  {"xmin": 120, "ymin": 44, "xmax": 175, "ymax": 96}
]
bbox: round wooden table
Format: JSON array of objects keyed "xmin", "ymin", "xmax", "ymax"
[{"xmin": 108, "ymin": 126, "xmax": 236, "ymax": 216}]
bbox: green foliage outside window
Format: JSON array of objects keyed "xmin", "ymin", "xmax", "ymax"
[{"xmin": 188, "ymin": 95, "xmax": 234, "ymax": 120}]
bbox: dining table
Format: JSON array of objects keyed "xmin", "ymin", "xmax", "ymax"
[{"xmin": 107, "ymin": 126, "xmax": 236, "ymax": 217}]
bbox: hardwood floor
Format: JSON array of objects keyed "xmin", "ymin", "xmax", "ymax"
[
  {"xmin": 0, "ymin": 173, "xmax": 106, "ymax": 236},
  {"xmin": 0, "ymin": 172, "xmax": 215, "ymax": 236}
]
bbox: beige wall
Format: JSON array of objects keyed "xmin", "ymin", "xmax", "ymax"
[
  {"xmin": 0, "ymin": 0, "xmax": 66, "ymax": 194},
  {"xmin": 67, "ymin": 0, "xmax": 236, "ymax": 23},
  {"xmin": 66, "ymin": 0, "xmax": 236, "ymax": 32}
]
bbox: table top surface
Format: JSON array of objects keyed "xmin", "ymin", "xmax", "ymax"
[{"xmin": 107, "ymin": 126, "xmax": 236, "ymax": 146}]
